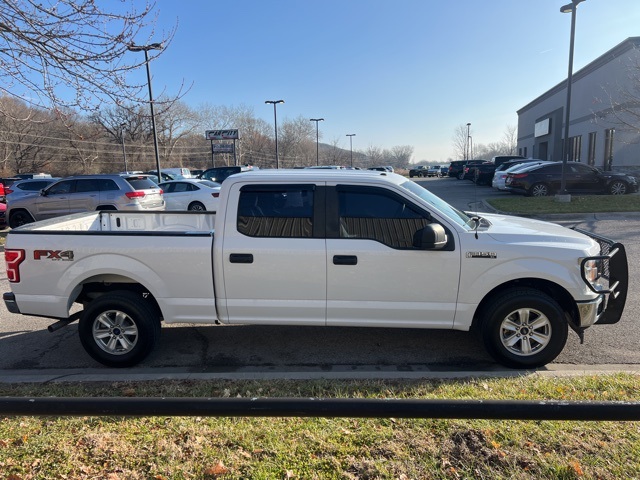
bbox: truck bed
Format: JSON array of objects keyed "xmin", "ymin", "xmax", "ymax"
[{"xmin": 10, "ymin": 211, "xmax": 216, "ymax": 234}]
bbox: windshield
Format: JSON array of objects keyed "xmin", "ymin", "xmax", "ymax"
[{"xmin": 399, "ymin": 180, "xmax": 473, "ymax": 228}]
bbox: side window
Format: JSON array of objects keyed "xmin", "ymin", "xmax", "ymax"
[
  {"xmin": 237, "ymin": 186, "xmax": 314, "ymax": 238},
  {"xmin": 97, "ymin": 179, "xmax": 119, "ymax": 191},
  {"xmin": 47, "ymin": 180, "xmax": 73, "ymax": 195},
  {"xmin": 338, "ymin": 188, "xmax": 430, "ymax": 249},
  {"xmin": 75, "ymin": 179, "xmax": 100, "ymax": 193}
]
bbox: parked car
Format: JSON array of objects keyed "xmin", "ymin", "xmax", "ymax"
[
  {"xmin": 491, "ymin": 155, "xmax": 526, "ymax": 168},
  {"xmin": 505, "ymin": 162, "xmax": 639, "ymax": 196},
  {"xmin": 199, "ymin": 165, "xmax": 257, "ymax": 183},
  {"xmin": 427, "ymin": 165, "xmax": 442, "ymax": 177},
  {"xmin": 0, "ymin": 178, "xmax": 20, "ymax": 202},
  {"xmin": 158, "ymin": 179, "xmax": 222, "ymax": 211},
  {"xmin": 492, "ymin": 161, "xmax": 551, "ymax": 191},
  {"xmin": 460, "ymin": 160, "xmax": 491, "ymax": 180},
  {"xmin": 472, "ymin": 163, "xmax": 498, "ymax": 186},
  {"xmin": 0, "ymin": 202, "xmax": 6, "ymax": 228},
  {"xmin": 147, "ymin": 170, "xmax": 186, "ymax": 182},
  {"xmin": 409, "ymin": 165, "xmax": 429, "ymax": 178},
  {"xmin": 440, "ymin": 166, "xmax": 449, "ymax": 176},
  {"xmin": 5, "ymin": 178, "xmax": 60, "ymax": 203},
  {"xmin": 447, "ymin": 160, "xmax": 467, "ymax": 178},
  {"xmin": 7, "ymin": 174, "xmax": 164, "ymax": 228},
  {"xmin": 367, "ymin": 166, "xmax": 389, "ymax": 172}
]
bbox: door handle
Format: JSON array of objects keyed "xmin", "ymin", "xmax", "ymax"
[
  {"xmin": 333, "ymin": 255, "xmax": 357, "ymax": 265},
  {"xmin": 229, "ymin": 253, "xmax": 253, "ymax": 264}
]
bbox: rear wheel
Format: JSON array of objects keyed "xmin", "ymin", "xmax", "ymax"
[
  {"xmin": 79, "ymin": 291, "xmax": 160, "ymax": 367},
  {"xmin": 9, "ymin": 209, "xmax": 34, "ymax": 228},
  {"xmin": 529, "ymin": 183, "xmax": 550, "ymax": 197},
  {"xmin": 188, "ymin": 201, "xmax": 206, "ymax": 211},
  {"xmin": 480, "ymin": 288, "xmax": 568, "ymax": 368},
  {"xmin": 609, "ymin": 180, "xmax": 627, "ymax": 195},
  {"xmin": 457, "ymin": 172, "xmax": 464, "ymax": 180}
]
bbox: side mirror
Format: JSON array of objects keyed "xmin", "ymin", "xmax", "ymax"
[
  {"xmin": 40, "ymin": 188, "xmax": 48, "ymax": 196},
  {"xmin": 413, "ymin": 223, "xmax": 447, "ymax": 250}
]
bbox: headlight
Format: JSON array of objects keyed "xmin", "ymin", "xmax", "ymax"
[{"xmin": 583, "ymin": 259, "xmax": 599, "ymax": 283}]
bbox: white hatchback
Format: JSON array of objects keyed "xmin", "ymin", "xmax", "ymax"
[{"xmin": 158, "ymin": 179, "xmax": 222, "ymax": 211}]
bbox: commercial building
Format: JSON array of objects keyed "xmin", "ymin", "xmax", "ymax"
[{"xmin": 517, "ymin": 37, "xmax": 640, "ymax": 174}]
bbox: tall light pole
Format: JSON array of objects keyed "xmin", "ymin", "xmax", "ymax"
[
  {"xmin": 128, "ymin": 43, "xmax": 163, "ymax": 178},
  {"xmin": 559, "ymin": 0, "xmax": 585, "ymax": 196},
  {"xmin": 346, "ymin": 133, "xmax": 356, "ymax": 168},
  {"xmin": 310, "ymin": 118, "xmax": 324, "ymax": 166},
  {"xmin": 265, "ymin": 100, "xmax": 284, "ymax": 168},
  {"xmin": 120, "ymin": 123, "xmax": 128, "ymax": 173},
  {"xmin": 466, "ymin": 123, "xmax": 471, "ymax": 160}
]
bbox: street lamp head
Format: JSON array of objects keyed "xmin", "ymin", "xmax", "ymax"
[
  {"xmin": 310, "ymin": 118, "xmax": 324, "ymax": 122},
  {"xmin": 265, "ymin": 100, "xmax": 284, "ymax": 105},
  {"xmin": 561, "ymin": 0, "xmax": 585, "ymax": 13},
  {"xmin": 466, "ymin": 122, "xmax": 471, "ymax": 127},
  {"xmin": 127, "ymin": 43, "xmax": 164, "ymax": 52},
  {"xmin": 346, "ymin": 133, "xmax": 356, "ymax": 137}
]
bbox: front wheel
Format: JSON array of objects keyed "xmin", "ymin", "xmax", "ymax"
[
  {"xmin": 79, "ymin": 291, "xmax": 160, "ymax": 367},
  {"xmin": 480, "ymin": 288, "xmax": 568, "ymax": 368},
  {"xmin": 609, "ymin": 180, "xmax": 627, "ymax": 195}
]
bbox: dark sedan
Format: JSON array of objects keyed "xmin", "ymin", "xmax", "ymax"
[{"xmin": 505, "ymin": 162, "xmax": 638, "ymax": 196}]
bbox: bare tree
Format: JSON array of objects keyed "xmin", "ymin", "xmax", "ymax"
[
  {"xmin": 278, "ymin": 115, "xmax": 315, "ymax": 167},
  {"xmin": 0, "ymin": 0, "xmax": 180, "ymax": 112},
  {"xmin": 388, "ymin": 145, "xmax": 414, "ymax": 168},
  {"xmin": 501, "ymin": 125, "xmax": 518, "ymax": 154},
  {"xmin": 598, "ymin": 46, "xmax": 640, "ymax": 141},
  {"xmin": 452, "ymin": 124, "xmax": 470, "ymax": 160},
  {"xmin": 0, "ymin": 96, "xmax": 55, "ymax": 174}
]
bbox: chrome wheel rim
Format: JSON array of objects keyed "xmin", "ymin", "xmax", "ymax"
[
  {"xmin": 531, "ymin": 184, "xmax": 548, "ymax": 196},
  {"xmin": 499, "ymin": 308, "xmax": 552, "ymax": 356},
  {"xmin": 92, "ymin": 310, "xmax": 138, "ymax": 355},
  {"xmin": 610, "ymin": 182, "xmax": 626, "ymax": 195},
  {"xmin": 189, "ymin": 203, "xmax": 206, "ymax": 211}
]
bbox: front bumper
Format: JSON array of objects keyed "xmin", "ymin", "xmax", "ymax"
[{"xmin": 573, "ymin": 228, "xmax": 628, "ymax": 326}]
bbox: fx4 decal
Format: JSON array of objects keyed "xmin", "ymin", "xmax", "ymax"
[{"xmin": 33, "ymin": 250, "xmax": 75, "ymax": 261}]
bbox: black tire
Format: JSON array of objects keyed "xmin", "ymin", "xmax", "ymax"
[
  {"xmin": 78, "ymin": 291, "xmax": 161, "ymax": 367},
  {"xmin": 479, "ymin": 288, "xmax": 568, "ymax": 368},
  {"xmin": 9, "ymin": 209, "xmax": 34, "ymax": 228},
  {"xmin": 188, "ymin": 201, "xmax": 206, "ymax": 211},
  {"xmin": 609, "ymin": 180, "xmax": 627, "ymax": 195},
  {"xmin": 457, "ymin": 172, "xmax": 464, "ymax": 180},
  {"xmin": 529, "ymin": 183, "xmax": 550, "ymax": 197}
]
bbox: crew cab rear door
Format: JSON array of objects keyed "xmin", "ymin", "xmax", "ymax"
[{"xmin": 219, "ymin": 183, "xmax": 327, "ymax": 325}]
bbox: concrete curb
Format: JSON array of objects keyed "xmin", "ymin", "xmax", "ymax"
[{"xmin": 1, "ymin": 364, "xmax": 639, "ymax": 384}]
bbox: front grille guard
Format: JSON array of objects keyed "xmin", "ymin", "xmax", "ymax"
[{"xmin": 573, "ymin": 227, "xmax": 628, "ymax": 325}]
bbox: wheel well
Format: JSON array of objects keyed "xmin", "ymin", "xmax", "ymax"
[
  {"xmin": 97, "ymin": 205, "xmax": 117, "ymax": 211},
  {"xmin": 75, "ymin": 279, "xmax": 163, "ymax": 320},
  {"xmin": 471, "ymin": 278, "xmax": 578, "ymax": 331}
]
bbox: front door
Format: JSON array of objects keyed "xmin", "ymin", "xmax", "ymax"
[
  {"xmin": 34, "ymin": 179, "xmax": 73, "ymax": 220},
  {"xmin": 325, "ymin": 185, "xmax": 460, "ymax": 328}
]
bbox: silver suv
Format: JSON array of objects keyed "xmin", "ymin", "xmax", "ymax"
[{"xmin": 8, "ymin": 174, "xmax": 164, "ymax": 228}]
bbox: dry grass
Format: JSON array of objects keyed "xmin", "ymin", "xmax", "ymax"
[{"xmin": 1, "ymin": 374, "xmax": 640, "ymax": 479}]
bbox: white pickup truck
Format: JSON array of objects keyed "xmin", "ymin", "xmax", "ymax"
[{"xmin": 3, "ymin": 170, "xmax": 628, "ymax": 368}]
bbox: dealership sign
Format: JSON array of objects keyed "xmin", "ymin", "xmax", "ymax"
[
  {"xmin": 211, "ymin": 143, "xmax": 235, "ymax": 153},
  {"xmin": 205, "ymin": 129, "xmax": 239, "ymax": 140}
]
